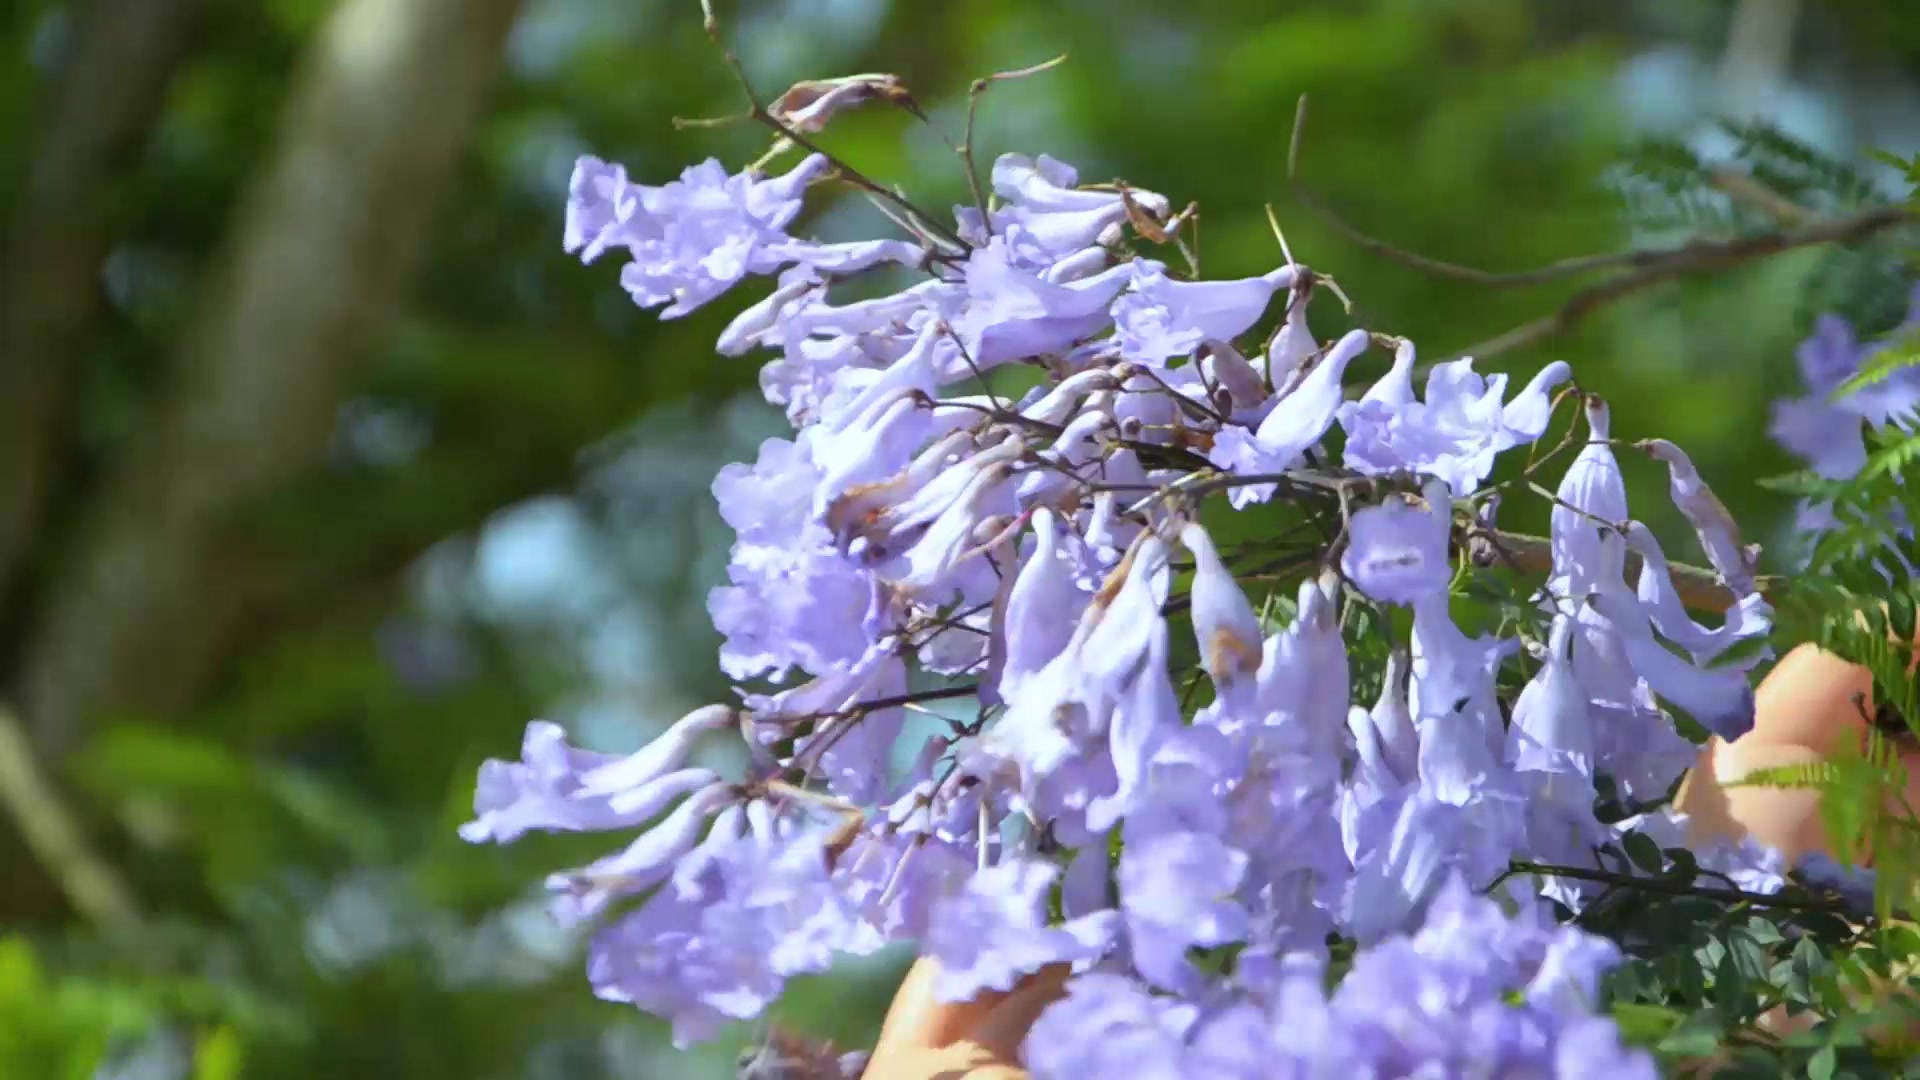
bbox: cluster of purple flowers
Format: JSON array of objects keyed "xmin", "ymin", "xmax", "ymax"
[
  {"xmin": 462, "ymin": 116, "xmax": 1800, "ymax": 1075},
  {"xmin": 1769, "ymin": 288, "xmax": 1920, "ymax": 484}
]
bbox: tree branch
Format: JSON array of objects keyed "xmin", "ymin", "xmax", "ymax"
[
  {"xmin": 1287, "ymin": 94, "xmax": 1916, "ymax": 363},
  {"xmin": 0, "ymin": 0, "xmax": 212, "ymax": 616},
  {"xmin": 1286, "ymin": 95, "xmax": 1681, "ymax": 288},
  {"xmin": 9, "ymin": 0, "xmax": 523, "ymax": 761},
  {"xmin": 1445, "ymin": 204, "xmax": 1916, "ymax": 363},
  {"xmin": 0, "ymin": 704, "xmax": 140, "ymax": 928},
  {"xmin": 1507, "ymin": 859, "xmax": 1855, "ymax": 915},
  {"xmin": 1481, "ymin": 529, "xmax": 1780, "ymax": 614}
]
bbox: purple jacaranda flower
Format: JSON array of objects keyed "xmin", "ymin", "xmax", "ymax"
[
  {"xmin": 1119, "ymin": 829, "xmax": 1250, "ymax": 993},
  {"xmin": 925, "ymin": 857, "xmax": 1121, "ymax": 1002},
  {"xmin": 1201, "ymin": 339, "xmax": 1270, "ymax": 418},
  {"xmin": 833, "ymin": 826, "xmax": 974, "ymax": 946},
  {"xmin": 1341, "ymin": 359, "xmax": 1572, "ymax": 494},
  {"xmin": 1264, "ymin": 282, "xmax": 1318, "ymax": 398},
  {"xmin": 1207, "ymin": 329, "xmax": 1372, "ymax": 507},
  {"xmin": 1112, "ymin": 260, "xmax": 1299, "ymax": 366},
  {"xmin": 1585, "ymin": 581, "xmax": 1755, "ymax": 741},
  {"xmin": 1625, "ymin": 521, "xmax": 1774, "ymax": 664},
  {"xmin": 1062, "ymin": 839, "xmax": 1112, "ymax": 917},
  {"xmin": 838, "ymin": 437, "xmax": 1025, "ymax": 563},
  {"xmin": 742, "ymin": 647, "xmax": 907, "ymax": 803},
  {"xmin": 1770, "ymin": 393, "xmax": 1870, "ymax": 480},
  {"xmin": 1023, "ymin": 974, "xmax": 1207, "ymax": 1080},
  {"xmin": 1340, "ymin": 479, "xmax": 1454, "ymax": 605},
  {"xmin": 1242, "ymin": 575, "xmax": 1350, "ymax": 759},
  {"xmin": 1322, "ymin": 875, "xmax": 1654, "ymax": 1078},
  {"xmin": 983, "ymin": 154, "xmax": 1169, "ymax": 268},
  {"xmin": 1770, "ymin": 293, "xmax": 1920, "ymax": 486},
  {"xmin": 563, "ymin": 704, "xmax": 738, "ymax": 800},
  {"xmin": 1554, "ymin": 1016, "xmax": 1665, "ymax": 1080},
  {"xmin": 548, "ymin": 781, "xmax": 737, "ymax": 926},
  {"xmin": 983, "ymin": 538, "xmax": 1171, "ymax": 837},
  {"xmin": 881, "ymin": 460, "xmax": 1018, "ymax": 601},
  {"xmin": 1180, "ymin": 522, "xmax": 1263, "ymax": 703},
  {"xmin": 1347, "ymin": 650, "xmax": 1420, "ymax": 798},
  {"xmin": 1508, "ymin": 616, "xmax": 1593, "ymax": 777},
  {"xmin": 1409, "ymin": 590, "xmax": 1517, "ymax": 760},
  {"xmin": 1341, "ymin": 787, "xmax": 1458, "ymax": 943},
  {"xmin": 956, "ymin": 238, "xmax": 1135, "ymax": 365},
  {"xmin": 460, "ymin": 712, "xmax": 727, "ymax": 843},
  {"xmin": 567, "ymin": 153, "xmax": 847, "ymax": 318},
  {"xmin": 1590, "ymin": 698, "xmax": 1697, "ymax": 802},
  {"xmin": 1356, "ymin": 336, "xmax": 1419, "ymax": 408},
  {"xmin": 986, "ymin": 507, "xmax": 1097, "ymax": 705},
  {"xmin": 709, "ymin": 436, "xmax": 882, "ymax": 681},
  {"xmin": 1638, "ymin": 439, "xmax": 1759, "ymax": 594},
  {"xmin": 1548, "ymin": 395, "xmax": 1627, "ymax": 594},
  {"xmin": 1084, "ymin": 545, "xmax": 1181, "ymax": 833},
  {"xmin": 717, "ymin": 269, "xmax": 822, "ymax": 357},
  {"xmin": 589, "ymin": 820, "xmax": 858, "ymax": 1047}
]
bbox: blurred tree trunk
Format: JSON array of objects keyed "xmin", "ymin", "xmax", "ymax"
[
  {"xmin": 9, "ymin": 0, "xmax": 523, "ymax": 762},
  {"xmin": 0, "ymin": 0, "xmax": 211, "ymax": 625}
]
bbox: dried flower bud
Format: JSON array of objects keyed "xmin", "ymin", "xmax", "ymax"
[{"xmin": 770, "ymin": 73, "xmax": 918, "ymax": 133}]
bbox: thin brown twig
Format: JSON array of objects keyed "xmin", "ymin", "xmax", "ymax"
[
  {"xmin": 1507, "ymin": 859, "xmax": 1857, "ymax": 915},
  {"xmin": 957, "ymin": 54, "xmax": 1069, "ymax": 222},
  {"xmin": 693, "ymin": 46, "xmax": 973, "ymax": 253},
  {"xmin": 1288, "ymin": 95, "xmax": 1917, "ymax": 364},
  {"xmin": 1287, "ymin": 95, "xmax": 1678, "ymax": 288},
  {"xmin": 1444, "ymin": 202, "xmax": 1915, "ymax": 362},
  {"xmin": 1708, "ymin": 166, "xmax": 1811, "ymax": 227},
  {"xmin": 1486, "ymin": 529, "xmax": 1781, "ymax": 613}
]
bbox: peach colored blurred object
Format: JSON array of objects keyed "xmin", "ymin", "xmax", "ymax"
[
  {"xmin": 1673, "ymin": 642, "xmax": 1920, "ymax": 1054},
  {"xmin": 861, "ymin": 958, "xmax": 1066, "ymax": 1080},
  {"xmin": 1674, "ymin": 642, "xmax": 1920, "ymax": 864}
]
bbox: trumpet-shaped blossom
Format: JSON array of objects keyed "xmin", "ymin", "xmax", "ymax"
[
  {"xmin": 1340, "ymin": 479, "xmax": 1454, "ymax": 605},
  {"xmin": 1112, "ymin": 261, "xmax": 1298, "ymax": 365},
  {"xmin": 1639, "ymin": 439, "xmax": 1758, "ymax": 594},
  {"xmin": 1341, "ymin": 359, "xmax": 1572, "ymax": 494},
  {"xmin": 1207, "ymin": 329, "xmax": 1372, "ymax": 506}
]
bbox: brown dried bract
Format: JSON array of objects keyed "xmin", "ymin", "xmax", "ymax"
[{"xmin": 771, "ymin": 74, "xmax": 922, "ymax": 134}]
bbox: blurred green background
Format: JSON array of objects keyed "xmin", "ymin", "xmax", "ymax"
[{"xmin": 0, "ymin": 0, "xmax": 1916, "ymax": 1076}]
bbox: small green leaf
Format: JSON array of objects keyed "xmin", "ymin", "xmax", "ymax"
[
  {"xmin": 1622, "ymin": 830, "xmax": 1665, "ymax": 875},
  {"xmin": 1664, "ymin": 847, "xmax": 1700, "ymax": 884},
  {"xmin": 1808, "ymin": 1042, "xmax": 1837, "ymax": 1080},
  {"xmin": 1609, "ymin": 1002, "xmax": 1681, "ymax": 1046}
]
